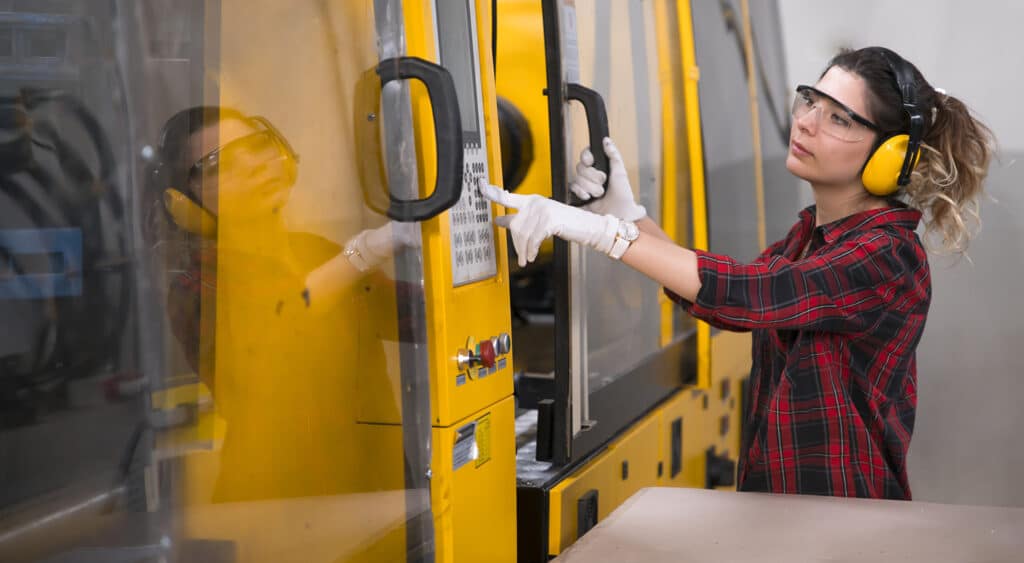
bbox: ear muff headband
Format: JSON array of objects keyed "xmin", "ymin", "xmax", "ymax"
[{"xmin": 861, "ymin": 48, "xmax": 924, "ymax": 196}]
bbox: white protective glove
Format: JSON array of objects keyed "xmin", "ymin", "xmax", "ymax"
[
  {"xmin": 480, "ymin": 179, "xmax": 619, "ymax": 267},
  {"xmin": 344, "ymin": 221, "xmax": 421, "ymax": 272},
  {"xmin": 569, "ymin": 137, "xmax": 647, "ymax": 222}
]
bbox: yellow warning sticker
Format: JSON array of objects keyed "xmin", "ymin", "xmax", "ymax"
[{"xmin": 475, "ymin": 413, "xmax": 491, "ymax": 468}]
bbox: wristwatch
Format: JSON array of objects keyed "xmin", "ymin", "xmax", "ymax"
[
  {"xmin": 343, "ymin": 232, "xmax": 372, "ymax": 272},
  {"xmin": 608, "ymin": 219, "xmax": 640, "ymax": 260}
]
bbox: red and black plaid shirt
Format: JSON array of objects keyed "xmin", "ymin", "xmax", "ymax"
[{"xmin": 667, "ymin": 204, "xmax": 930, "ymax": 499}]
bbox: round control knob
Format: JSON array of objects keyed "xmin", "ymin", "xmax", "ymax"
[{"xmin": 479, "ymin": 339, "xmax": 496, "ymax": 369}]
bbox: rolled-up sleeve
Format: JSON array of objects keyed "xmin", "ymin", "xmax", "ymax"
[{"xmin": 665, "ymin": 232, "xmax": 913, "ymax": 333}]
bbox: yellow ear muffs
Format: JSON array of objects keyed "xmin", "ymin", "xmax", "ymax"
[
  {"xmin": 861, "ymin": 134, "xmax": 922, "ymax": 196},
  {"xmin": 163, "ymin": 188, "xmax": 217, "ymax": 239}
]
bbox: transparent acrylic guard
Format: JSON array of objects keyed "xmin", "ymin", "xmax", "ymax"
[
  {"xmin": 570, "ymin": 0, "xmax": 664, "ymax": 396},
  {"xmin": 0, "ymin": 1, "xmax": 435, "ymax": 561}
]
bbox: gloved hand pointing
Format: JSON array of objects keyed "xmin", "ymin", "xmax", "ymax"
[
  {"xmin": 480, "ymin": 179, "xmax": 620, "ymax": 267},
  {"xmin": 570, "ymin": 137, "xmax": 647, "ymax": 222}
]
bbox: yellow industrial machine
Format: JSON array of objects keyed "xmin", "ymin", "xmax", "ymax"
[
  {"xmin": 169, "ymin": 1, "xmax": 518, "ymax": 561},
  {"xmin": 0, "ymin": 1, "xmax": 795, "ymax": 562},
  {"xmin": 496, "ymin": 0, "xmax": 795, "ymax": 559}
]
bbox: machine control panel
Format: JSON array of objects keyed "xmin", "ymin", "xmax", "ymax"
[
  {"xmin": 455, "ymin": 333, "xmax": 512, "ymax": 386},
  {"xmin": 436, "ymin": 0, "xmax": 497, "ymax": 287}
]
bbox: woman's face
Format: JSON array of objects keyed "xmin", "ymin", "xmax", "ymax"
[
  {"xmin": 785, "ymin": 66, "xmax": 878, "ymax": 187},
  {"xmin": 186, "ymin": 117, "xmax": 295, "ymax": 218}
]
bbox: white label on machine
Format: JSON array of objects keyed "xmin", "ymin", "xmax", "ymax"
[
  {"xmin": 449, "ymin": 145, "xmax": 497, "ymax": 286},
  {"xmin": 452, "ymin": 420, "xmax": 479, "ymax": 471}
]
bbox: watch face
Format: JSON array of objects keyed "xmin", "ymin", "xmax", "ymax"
[{"xmin": 624, "ymin": 222, "xmax": 640, "ymax": 240}]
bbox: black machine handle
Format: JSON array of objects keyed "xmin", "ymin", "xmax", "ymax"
[
  {"xmin": 372, "ymin": 56, "xmax": 464, "ymax": 222},
  {"xmin": 566, "ymin": 83, "xmax": 609, "ymax": 207}
]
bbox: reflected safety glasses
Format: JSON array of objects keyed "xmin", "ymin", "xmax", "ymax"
[
  {"xmin": 187, "ymin": 116, "xmax": 298, "ymax": 187},
  {"xmin": 791, "ymin": 85, "xmax": 879, "ymax": 142}
]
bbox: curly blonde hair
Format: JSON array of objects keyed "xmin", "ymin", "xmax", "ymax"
[{"xmin": 828, "ymin": 47, "xmax": 995, "ymax": 254}]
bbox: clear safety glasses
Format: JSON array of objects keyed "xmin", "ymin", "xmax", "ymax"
[
  {"xmin": 791, "ymin": 85, "xmax": 880, "ymax": 142},
  {"xmin": 187, "ymin": 116, "xmax": 298, "ymax": 187}
]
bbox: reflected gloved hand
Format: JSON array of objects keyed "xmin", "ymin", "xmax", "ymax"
[
  {"xmin": 569, "ymin": 137, "xmax": 647, "ymax": 222},
  {"xmin": 480, "ymin": 179, "xmax": 619, "ymax": 267},
  {"xmin": 343, "ymin": 221, "xmax": 421, "ymax": 272}
]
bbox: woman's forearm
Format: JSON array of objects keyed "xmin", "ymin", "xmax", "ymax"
[
  {"xmin": 636, "ymin": 216, "xmax": 674, "ymax": 243},
  {"xmin": 620, "ymin": 229, "xmax": 701, "ymax": 302}
]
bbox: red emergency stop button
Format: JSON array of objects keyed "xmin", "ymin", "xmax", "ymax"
[{"xmin": 479, "ymin": 339, "xmax": 496, "ymax": 368}]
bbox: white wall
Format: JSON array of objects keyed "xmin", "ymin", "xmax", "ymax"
[
  {"xmin": 777, "ymin": 0, "xmax": 1024, "ymax": 506},
  {"xmin": 780, "ymin": 1, "xmax": 1024, "ymax": 151}
]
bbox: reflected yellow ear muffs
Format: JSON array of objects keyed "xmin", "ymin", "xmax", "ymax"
[
  {"xmin": 859, "ymin": 48, "xmax": 925, "ymax": 197},
  {"xmin": 163, "ymin": 188, "xmax": 217, "ymax": 239},
  {"xmin": 861, "ymin": 134, "xmax": 921, "ymax": 196}
]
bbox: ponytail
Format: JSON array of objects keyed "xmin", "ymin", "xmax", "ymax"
[{"xmin": 905, "ymin": 93, "xmax": 994, "ymax": 254}]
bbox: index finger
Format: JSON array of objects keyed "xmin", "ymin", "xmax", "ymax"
[{"xmin": 479, "ymin": 179, "xmax": 526, "ymax": 209}]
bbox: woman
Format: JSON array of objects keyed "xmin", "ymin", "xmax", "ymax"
[{"xmin": 481, "ymin": 46, "xmax": 994, "ymax": 499}]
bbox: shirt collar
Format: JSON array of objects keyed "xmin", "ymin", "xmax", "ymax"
[{"xmin": 799, "ymin": 203, "xmax": 923, "ymax": 244}]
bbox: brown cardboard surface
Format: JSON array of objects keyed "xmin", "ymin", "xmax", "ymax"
[{"xmin": 555, "ymin": 487, "xmax": 1024, "ymax": 562}]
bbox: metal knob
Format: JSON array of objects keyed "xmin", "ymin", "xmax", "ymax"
[
  {"xmin": 456, "ymin": 348, "xmax": 478, "ymax": 371},
  {"xmin": 497, "ymin": 333, "xmax": 511, "ymax": 355},
  {"xmin": 457, "ymin": 338, "xmax": 497, "ymax": 372}
]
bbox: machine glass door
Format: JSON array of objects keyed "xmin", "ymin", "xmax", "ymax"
[
  {"xmin": 0, "ymin": 1, "xmax": 450, "ymax": 561},
  {"xmin": 540, "ymin": 0, "xmax": 688, "ymax": 465}
]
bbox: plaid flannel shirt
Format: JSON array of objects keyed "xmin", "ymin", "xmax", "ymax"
[{"xmin": 667, "ymin": 204, "xmax": 929, "ymax": 499}]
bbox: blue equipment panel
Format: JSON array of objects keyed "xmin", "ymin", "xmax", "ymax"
[{"xmin": 0, "ymin": 228, "xmax": 83, "ymax": 299}]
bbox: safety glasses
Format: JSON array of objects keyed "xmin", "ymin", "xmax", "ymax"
[
  {"xmin": 187, "ymin": 116, "xmax": 298, "ymax": 188},
  {"xmin": 791, "ymin": 85, "xmax": 879, "ymax": 142}
]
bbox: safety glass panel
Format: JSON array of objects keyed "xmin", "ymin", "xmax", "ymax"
[
  {"xmin": 0, "ymin": 1, "xmax": 434, "ymax": 562},
  {"xmin": 570, "ymin": 0, "xmax": 663, "ymax": 399}
]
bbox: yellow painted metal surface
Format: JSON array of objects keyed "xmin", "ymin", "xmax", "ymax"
[
  {"xmin": 545, "ymin": 342, "xmax": 748, "ymax": 555},
  {"xmin": 442, "ymin": 396, "xmax": 518, "ymax": 563},
  {"xmin": 353, "ymin": 396, "xmax": 518, "ymax": 563},
  {"xmin": 173, "ymin": 0, "xmax": 515, "ymax": 559},
  {"xmin": 495, "ymin": 0, "xmax": 551, "ymax": 201},
  {"xmin": 547, "ymin": 413, "xmax": 662, "ymax": 556},
  {"xmin": 403, "ymin": 0, "xmax": 515, "ymax": 429},
  {"xmin": 173, "ymin": 397, "xmax": 515, "ymax": 563},
  {"xmin": 189, "ymin": 0, "xmax": 748, "ymax": 556},
  {"xmin": 653, "ymin": 0, "xmax": 695, "ymax": 348},
  {"xmin": 708, "ymin": 330, "xmax": 752, "ymax": 481},
  {"xmin": 658, "ymin": 387, "xmax": 708, "ymax": 489},
  {"xmin": 493, "ymin": 0, "xmax": 555, "ymax": 264},
  {"xmin": 673, "ymin": 0, "xmax": 713, "ymax": 390}
]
